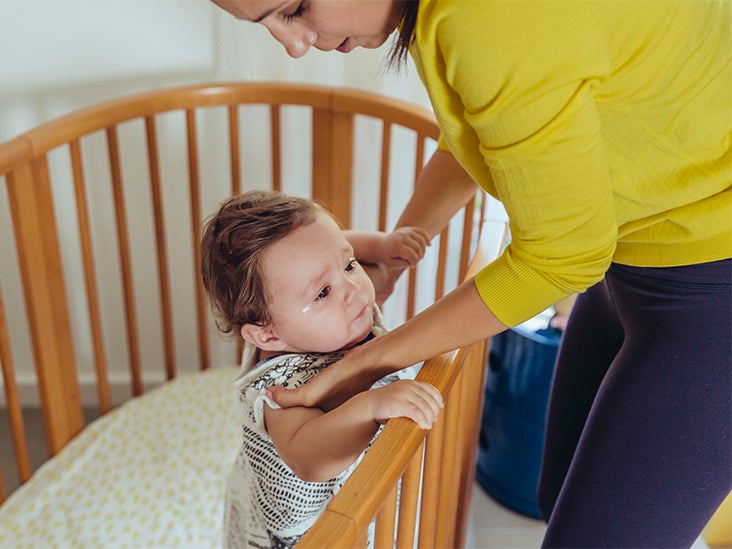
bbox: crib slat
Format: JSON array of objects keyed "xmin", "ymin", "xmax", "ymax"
[
  {"xmin": 414, "ymin": 134, "xmax": 426, "ymax": 178},
  {"xmin": 406, "ymin": 268, "xmax": 417, "ymax": 322},
  {"xmin": 395, "ymin": 444, "xmax": 423, "ymax": 549},
  {"xmin": 405, "ymin": 134, "xmax": 427, "ymax": 319},
  {"xmin": 186, "ymin": 109, "xmax": 210, "ymax": 371},
  {"xmin": 374, "ymin": 482, "xmax": 398, "ymax": 547},
  {"xmin": 434, "ymin": 369, "xmax": 466, "ymax": 548},
  {"xmin": 226, "ymin": 104, "xmax": 246, "ymax": 363},
  {"xmin": 454, "ymin": 364, "xmax": 483, "ymax": 547},
  {"xmin": 270, "ymin": 105, "xmax": 281, "ymax": 192},
  {"xmin": 0, "ymin": 287, "xmax": 32, "ymax": 493},
  {"xmin": 434, "ymin": 225, "xmax": 449, "ymax": 301},
  {"xmin": 228, "ymin": 105, "xmax": 241, "ymax": 196},
  {"xmin": 6, "ymin": 156, "xmax": 84, "ymax": 452},
  {"xmin": 378, "ymin": 122, "xmax": 392, "ymax": 233},
  {"xmin": 330, "ymin": 108, "xmax": 355, "ymax": 225},
  {"xmin": 145, "ymin": 116, "xmax": 176, "ymax": 381},
  {"xmin": 417, "ymin": 414, "xmax": 444, "ymax": 548},
  {"xmin": 459, "ymin": 194, "xmax": 477, "ymax": 282},
  {"xmin": 69, "ymin": 139, "xmax": 112, "ymax": 413},
  {"xmin": 355, "ymin": 527, "xmax": 369, "ymax": 549},
  {"xmin": 107, "ymin": 126, "xmax": 143, "ymax": 395},
  {"xmin": 453, "ymin": 343, "xmax": 489, "ymax": 547},
  {"xmin": 312, "ymin": 107, "xmax": 353, "ymax": 227}
]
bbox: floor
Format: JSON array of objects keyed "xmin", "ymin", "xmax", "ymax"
[
  {"xmin": 466, "ymin": 483, "xmax": 547, "ymax": 548},
  {"xmin": 467, "ymin": 484, "xmax": 721, "ymax": 549}
]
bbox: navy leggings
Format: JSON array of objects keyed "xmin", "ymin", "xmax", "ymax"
[{"xmin": 538, "ymin": 259, "xmax": 732, "ymax": 548}]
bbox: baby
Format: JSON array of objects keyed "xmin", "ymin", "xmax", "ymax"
[{"xmin": 200, "ymin": 190, "xmax": 442, "ymax": 548}]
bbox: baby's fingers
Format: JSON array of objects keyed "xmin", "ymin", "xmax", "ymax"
[
  {"xmin": 407, "ymin": 382, "xmax": 444, "ymax": 429},
  {"xmin": 415, "ymin": 381, "xmax": 443, "ymax": 415},
  {"xmin": 388, "ymin": 227, "xmax": 431, "ymax": 266},
  {"xmin": 392, "ymin": 238, "xmax": 428, "ymax": 267},
  {"xmin": 410, "ymin": 227, "xmax": 431, "ymax": 249},
  {"xmin": 405, "ymin": 229, "xmax": 431, "ymax": 260}
]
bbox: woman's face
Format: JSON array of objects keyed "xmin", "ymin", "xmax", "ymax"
[{"xmin": 212, "ymin": 0, "xmax": 405, "ymax": 58}]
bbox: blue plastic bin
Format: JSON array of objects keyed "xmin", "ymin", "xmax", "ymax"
[{"xmin": 475, "ymin": 322, "xmax": 562, "ymax": 518}]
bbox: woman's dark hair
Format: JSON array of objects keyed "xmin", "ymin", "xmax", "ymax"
[
  {"xmin": 200, "ymin": 190, "xmax": 323, "ymax": 342},
  {"xmin": 387, "ymin": 0, "xmax": 419, "ymax": 70}
]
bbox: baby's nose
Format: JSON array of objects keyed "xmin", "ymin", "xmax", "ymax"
[{"xmin": 344, "ymin": 278, "xmax": 361, "ymax": 302}]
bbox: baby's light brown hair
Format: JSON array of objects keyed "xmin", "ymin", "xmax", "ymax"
[{"xmin": 200, "ymin": 190, "xmax": 324, "ymax": 343}]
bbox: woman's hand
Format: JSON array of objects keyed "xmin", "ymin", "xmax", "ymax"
[
  {"xmin": 268, "ymin": 344, "xmax": 383, "ymax": 411},
  {"xmin": 360, "ymin": 262, "xmax": 403, "ymax": 306}
]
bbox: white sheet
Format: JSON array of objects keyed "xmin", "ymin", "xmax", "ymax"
[{"xmin": 0, "ymin": 367, "xmax": 241, "ymax": 548}]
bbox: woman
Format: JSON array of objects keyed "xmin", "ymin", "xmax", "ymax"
[{"xmin": 211, "ymin": 1, "xmax": 731, "ymax": 546}]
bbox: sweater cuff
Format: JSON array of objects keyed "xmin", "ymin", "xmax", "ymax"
[{"xmin": 474, "ymin": 253, "xmax": 571, "ymax": 327}]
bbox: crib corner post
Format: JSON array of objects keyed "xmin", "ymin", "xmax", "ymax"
[
  {"xmin": 6, "ymin": 153, "xmax": 84, "ymax": 454},
  {"xmin": 311, "ymin": 103, "xmax": 354, "ymax": 229}
]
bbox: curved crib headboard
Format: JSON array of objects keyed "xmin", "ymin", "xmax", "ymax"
[{"xmin": 0, "ymin": 82, "xmax": 504, "ymax": 547}]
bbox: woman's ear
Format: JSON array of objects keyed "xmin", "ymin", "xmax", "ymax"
[{"xmin": 240, "ymin": 323, "xmax": 287, "ymax": 352}]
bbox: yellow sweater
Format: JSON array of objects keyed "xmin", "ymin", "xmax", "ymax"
[{"xmin": 410, "ymin": 0, "xmax": 731, "ymax": 326}]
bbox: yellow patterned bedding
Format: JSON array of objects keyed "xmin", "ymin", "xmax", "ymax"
[{"xmin": 0, "ymin": 367, "xmax": 240, "ymax": 548}]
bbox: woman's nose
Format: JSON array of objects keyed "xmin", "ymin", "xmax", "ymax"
[{"xmin": 264, "ymin": 23, "xmax": 316, "ymax": 59}]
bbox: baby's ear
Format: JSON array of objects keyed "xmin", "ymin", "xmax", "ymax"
[{"xmin": 240, "ymin": 323, "xmax": 287, "ymax": 352}]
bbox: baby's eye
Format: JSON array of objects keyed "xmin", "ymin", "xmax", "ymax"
[
  {"xmin": 345, "ymin": 258, "xmax": 358, "ymax": 273},
  {"xmin": 315, "ymin": 285, "xmax": 331, "ymax": 301}
]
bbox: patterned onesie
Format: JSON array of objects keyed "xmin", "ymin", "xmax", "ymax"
[{"xmin": 223, "ymin": 313, "xmax": 415, "ymax": 548}]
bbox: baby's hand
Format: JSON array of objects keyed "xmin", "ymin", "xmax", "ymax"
[
  {"xmin": 376, "ymin": 227, "xmax": 430, "ymax": 268},
  {"xmin": 368, "ymin": 380, "xmax": 443, "ymax": 430}
]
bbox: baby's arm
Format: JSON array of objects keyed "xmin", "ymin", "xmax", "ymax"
[
  {"xmin": 345, "ymin": 227, "xmax": 430, "ymax": 269},
  {"xmin": 264, "ymin": 380, "xmax": 442, "ymax": 482}
]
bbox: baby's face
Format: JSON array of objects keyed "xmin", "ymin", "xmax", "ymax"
[{"xmin": 260, "ymin": 211, "xmax": 376, "ymax": 353}]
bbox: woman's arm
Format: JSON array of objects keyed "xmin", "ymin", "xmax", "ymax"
[
  {"xmin": 264, "ymin": 380, "xmax": 442, "ymax": 482},
  {"xmin": 363, "ymin": 149, "xmax": 480, "ymax": 301},
  {"xmin": 394, "ymin": 148, "xmax": 479, "ymax": 237},
  {"xmin": 270, "ymin": 277, "xmax": 508, "ymax": 410}
]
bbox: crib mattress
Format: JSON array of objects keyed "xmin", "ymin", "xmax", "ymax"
[{"xmin": 0, "ymin": 367, "xmax": 241, "ymax": 548}]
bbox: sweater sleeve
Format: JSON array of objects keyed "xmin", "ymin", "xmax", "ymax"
[{"xmin": 432, "ymin": 1, "xmax": 618, "ymax": 326}]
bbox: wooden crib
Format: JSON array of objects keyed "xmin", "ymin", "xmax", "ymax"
[{"xmin": 0, "ymin": 82, "xmax": 505, "ymax": 547}]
